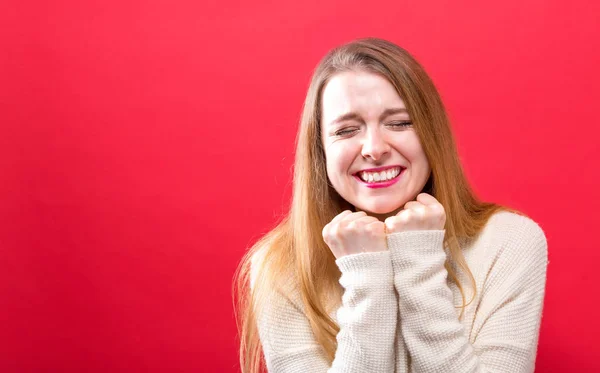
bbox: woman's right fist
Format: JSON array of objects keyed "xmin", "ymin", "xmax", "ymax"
[{"xmin": 322, "ymin": 210, "xmax": 388, "ymax": 259}]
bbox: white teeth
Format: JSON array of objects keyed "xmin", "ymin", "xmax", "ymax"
[{"xmin": 359, "ymin": 167, "xmax": 402, "ymax": 183}]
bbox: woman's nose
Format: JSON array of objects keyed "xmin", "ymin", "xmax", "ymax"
[{"xmin": 361, "ymin": 129, "xmax": 390, "ymax": 161}]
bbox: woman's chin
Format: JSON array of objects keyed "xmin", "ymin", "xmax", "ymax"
[{"xmin": 356, "ymin": 203, "xmax": 403, "ymax": 216}]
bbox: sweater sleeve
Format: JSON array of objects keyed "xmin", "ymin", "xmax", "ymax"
[
  {"xmin": 253, "ymin": 250, "xmax": 397, "ymax": 373},
  {"xmin": 387, "ymin": 223, "xmax": 548, "ymax": 373}
]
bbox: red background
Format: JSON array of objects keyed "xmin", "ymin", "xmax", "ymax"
[{"xmin": 1, "ymin": 0, "xmax": 598, "ymax": 372}]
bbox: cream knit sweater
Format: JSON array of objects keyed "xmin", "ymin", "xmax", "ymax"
[{"xmin": 252, "ymin": 211, "xmax": 548, "ymax": 372}]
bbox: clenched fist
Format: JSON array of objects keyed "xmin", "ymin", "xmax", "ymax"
[
  {"xmin": 384, "ymin": 193, "xmax": 446, "ymax": 233},
  {"xmin": 322, "ymin": 211, "xmax": 388, "ymax": 259}
]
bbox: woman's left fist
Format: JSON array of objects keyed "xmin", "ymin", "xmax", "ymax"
[{"xmin": 384, "ymin": 193, "xmax": 446, "ymax": 233}]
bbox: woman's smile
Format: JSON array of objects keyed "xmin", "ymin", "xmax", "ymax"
[{"xmin": 353, "ymin": 166, "xmax": 405, "ymax": 189}]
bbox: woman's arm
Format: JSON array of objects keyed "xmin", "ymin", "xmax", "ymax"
[
  {"xmin": 387, "ymin": 219, "xmax": 548, "ymax": 372},
  {"xmin": 253, "ymin": 250, "xmax": 397, "ymax": 373}
]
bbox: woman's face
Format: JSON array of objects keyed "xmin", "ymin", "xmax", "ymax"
[{"xmin": 320, "ymin": 70, "xmax": 431, "ymax": 220}]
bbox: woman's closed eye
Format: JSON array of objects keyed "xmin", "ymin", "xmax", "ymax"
[
  {"xmin": 334, "ymin": 128, "xmax": 359, "ymax": 136},
  {"xmin": 333, "ymin": 121, "xmax": 413, "ymax": 137},
  {"xmin": 386, "ymin": 121, "xmax": 412, "ymax": 129}
]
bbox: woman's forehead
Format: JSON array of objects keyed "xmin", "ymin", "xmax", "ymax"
[{"xmin": 321, "ymin": 72, "xmax": 407, "ymax": 126}]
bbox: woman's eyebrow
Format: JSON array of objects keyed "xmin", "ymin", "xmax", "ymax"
[
  {"xmin": 328, "ymin": 107, "xmax": 408, "ymax": 128},
  {"xmin": 380, "ymin": 107, "xmax": 408, "ymax": 118}
]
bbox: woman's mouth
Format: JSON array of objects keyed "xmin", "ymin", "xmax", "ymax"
[{"xmin": 354, "ymin": 167, "xmax": 404, "ymax": 189}]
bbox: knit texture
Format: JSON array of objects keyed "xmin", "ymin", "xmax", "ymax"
[{"xmin": 251, "ymin": 211, "xmax": 548, "ymax": 372}]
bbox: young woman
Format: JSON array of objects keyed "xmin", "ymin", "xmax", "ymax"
[{"xmin": 233, "ymin": 37, "xmax": 548, "ymax": 373}]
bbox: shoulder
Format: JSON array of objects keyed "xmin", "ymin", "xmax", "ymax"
[
  {"xmin": 472, "ymin": 210, "xmax": 548, "ymax": 280},
  {"xmin": 484, "ymin": 210, "xmax": 548, "ymax": 252},
  {"xmin": 250, "ymin": 244, "xmax": 300, "ymax": 304}
]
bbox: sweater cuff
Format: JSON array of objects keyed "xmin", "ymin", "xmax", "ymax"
[
  {"xmin": 335, "ymin": 251, "xmax": 393, "ymax": 284},
  {"xmin": 386, "ymin": 230, "xmax": 446, "ymax": 269}
]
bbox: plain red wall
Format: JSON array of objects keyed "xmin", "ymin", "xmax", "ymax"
[{"xmin": 1, "ymin": 0, "xmax": 598, "ymax": 372}]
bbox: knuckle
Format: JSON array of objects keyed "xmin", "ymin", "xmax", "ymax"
[
  {"xmin": 399, "ymin": 211, "xmax": 411, "ymax": 222},
  {"xmin": 365, "ymin": 221, "xmax": 381, "ymax": 232},
  {"xmin": 429, "ymin": 203, "xmax": 440, "ymax": 211},
  {"xmin": 385, "ymin": 219, "xmax": 397, "ymax": 230}
]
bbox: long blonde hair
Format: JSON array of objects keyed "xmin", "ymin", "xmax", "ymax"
[{"xmin": 233, "ymin": 37, "xmax": 519, "ymax": 373}]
